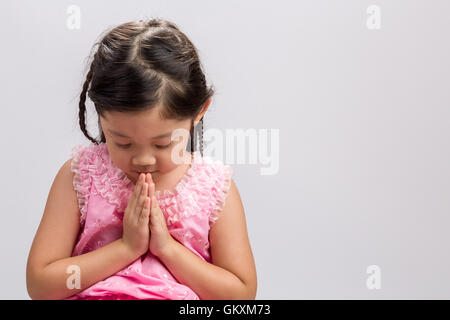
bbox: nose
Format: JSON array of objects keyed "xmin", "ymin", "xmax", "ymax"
[{"xmin": 132, "ymin": 154, "xmax": 156, "ymax": 172}]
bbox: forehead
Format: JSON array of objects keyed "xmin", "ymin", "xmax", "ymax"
[
  {"xmin": 102, "ymin": 107, "xmax": 162, "ymax": 126},
  {"xmin": 100, "ymin": 108, "xmax": 190, "ymax": 138}
]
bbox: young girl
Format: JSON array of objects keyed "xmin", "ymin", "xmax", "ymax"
[{"xmin": 26, "ymin": 18, "xmax": 257, "ymax": 300}]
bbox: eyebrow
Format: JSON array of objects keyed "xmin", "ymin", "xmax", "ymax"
[{"xmin": 107, "ymin": 129, "xmax": 171, "ymax": 139}]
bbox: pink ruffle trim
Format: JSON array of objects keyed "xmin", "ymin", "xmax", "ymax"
[
  {"xmin": 70, "ymin": 145, "xmax": 91, "ymax": 226},
  {"xmin": 71, "ymin": 143, "xmax": 233, "ymax": 227},
  {"xmin": 208, "ymin": 164, "xmax": 233, "ymax": 228},
  {"xmin": 71, "ymin": 144, "xmax": 133, "ymax": 226}
]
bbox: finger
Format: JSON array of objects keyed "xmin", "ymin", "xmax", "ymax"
[
  {"xmin": 150, "ymin": 196, "xmax": 161, "ymax": 224},
  {"xmin": 146, "ymin": 174, "xmax": 153, "ymax": 195},
  {"xmin": 145, "ymin": 174, "xmax": 151, "ymax": 196},
  {"xmin": 150, "ymin": 182, "xmax": 155, "ymax": 199},
  {"xmin": 151, "ymin": 195, "xmax": 158, "ymax": 210},
  {"xmin": 135, "ymin": 182, "xmax": 148, "ymax": 223},
  {"xmin": 129, "ymin": 173, "xmax": 144, "ymax": 213},
  {"xmin": 139, "ymin": 197, "xmax": 150, "ymax": 224}
]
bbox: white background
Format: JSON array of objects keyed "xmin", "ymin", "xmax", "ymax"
[{"xmin": 1, "ymin": 0, "xmax": 449, "ymax": 299}]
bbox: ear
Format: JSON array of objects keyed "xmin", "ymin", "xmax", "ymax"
[{"xmin": 194, "ymin": 98, "xmax": 212, "ymax": 126}]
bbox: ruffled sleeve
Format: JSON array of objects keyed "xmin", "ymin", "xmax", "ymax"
[
  {"xmin": 208, "ymin": 161, "xmax": 233, "ymax": 228},
  {"xmin": 70, "ymin": 145, "xmax": 92, "ymax": 226}
]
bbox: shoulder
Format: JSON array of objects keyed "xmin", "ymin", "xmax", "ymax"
[
  {"xmin": 57, "ymin": 158, "xmax": 77, "ymax": 189},
  {"xmin": 37, "ymin": 157, "xmax": 82, "ymax": 233},
  {"xmin": 50, "ymin": 158, "xmax": 79, "ymax": 200}
]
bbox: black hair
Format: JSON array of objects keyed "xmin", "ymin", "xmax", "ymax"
[{"xmin": 78, "ymin": 18, "xmax": 215, "ymax": 156}]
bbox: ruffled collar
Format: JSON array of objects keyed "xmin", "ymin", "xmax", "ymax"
[{"xmin": 97, "ymin": 143, "xmax": 202, "ymax": 200}]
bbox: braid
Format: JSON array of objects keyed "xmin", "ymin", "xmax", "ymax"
[
  {"xmin": 189, "ymin": 117, "xmax": 204, "ymax": 156},
  {"xmin": 200, "ymin": 117, "xmax": 204, "ymax": 157},
  {"xmin": 190, "ymin": 118, "xmax": 194, "ymax": 154},
  {"xmin": 78, "ymin": 63, "xmax": 98, "ymax": 144}
]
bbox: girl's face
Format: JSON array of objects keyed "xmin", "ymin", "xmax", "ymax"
[{"xmin": 99, "ymin": 107, "xmax": 193, "ymax": 185}]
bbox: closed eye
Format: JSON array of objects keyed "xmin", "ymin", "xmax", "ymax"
[
  {"xmin": 155, "ymin": 143, "xmax": 171, "ymax": 149},
  {"xmin": 115, "ymin": 142, "xmax": 171, "ymax": 149},
  {"xmin": 116, "ymin": 143, "xmax": 131, "ymax": 149}
]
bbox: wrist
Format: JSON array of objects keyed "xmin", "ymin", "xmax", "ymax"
[
  {"xmin": 119, "ymin": 238, "xmax": 141, "ymax": 261},
  {"xmin": 156, "ymin": 238, "xmax": 176, "ymax": 260}
]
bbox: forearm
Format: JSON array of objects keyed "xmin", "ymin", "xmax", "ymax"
[
  {"xmin": 28, "ymin": 239, "xmax": 139, "ymax": 300},
  {"xmin": 158, "ymin": 239, "xmax": 252, "ymax": 300}
]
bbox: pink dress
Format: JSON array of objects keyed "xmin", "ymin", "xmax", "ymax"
[{"xmin": 64, "ymin": 142, "xmax": 233, "ymax": 300}]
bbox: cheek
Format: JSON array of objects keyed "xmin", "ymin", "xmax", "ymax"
[
  {"xmin": 106, "ymin": 144, "xmax": 129, "ymax": 171},
  {"xmin": 157, "ymin": 151, "xmax": 179, "ymax": 173}
]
